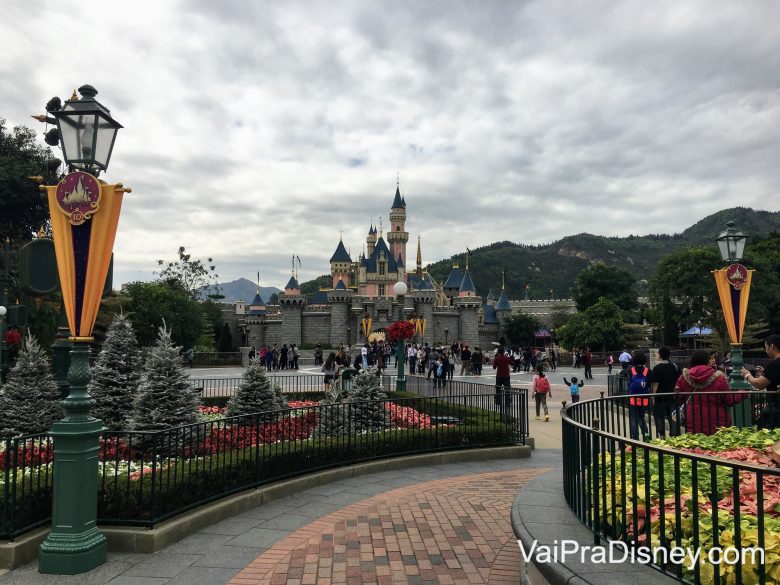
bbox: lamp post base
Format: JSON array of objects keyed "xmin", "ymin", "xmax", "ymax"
[
  {"xmin": 38, "ymin": 527, "xmax": 107, "ymax": 575},
  {"xmin": 38, "ymin": 340, "xmax": 107, "ymax": 575},
  {"xmin": 728, "ymin": 344, "xmax": 752, "ymax": 429}
]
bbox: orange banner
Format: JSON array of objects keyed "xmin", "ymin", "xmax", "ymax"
[
  {"xmin": 45, "ymin": 181, "xmax": 125, "ymax": 339},
  {"xmin": 712, "ymin": 266, "xmax": 753, "ymax": 344}
]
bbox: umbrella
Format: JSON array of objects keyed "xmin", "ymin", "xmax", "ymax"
[{"xmin": 491, "ymin": 341, "xmax": 501, "ymax": 346}]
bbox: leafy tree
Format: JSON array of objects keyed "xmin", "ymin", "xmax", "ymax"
[
  {"xmin": 550, "ymin": 304, "xmax": 573, "ymax": 330},
  {"xmin": 502, "ymin": 312, "xmax": 541, "ymax": 347},
  {"xmin": 217, "ymin": 323, "xmax": 234, "ymax": 352},
  {"xmin": 649, "ymin": 247, "xmax": 726, "ymax": 346},
  {"xmin": 572, "ymin": 263, "xmax": 638, "ymax": 312},
  {"xmin": 226, "ymin": 359, "xmax": 286, "ymax": 418},
  {"xmin": 123, "ymin": 280, "xmax": 203, "ymax": 348},
  {"xmin": 0, "ymin": 120, "xmax": 60, "ymax": 243},
  {"xmin": 0, "ymin": 336, "xmax": 63, "ymax": 437},
  {"xmin": 556, "ymin": 297, "xmax": 625, "ymax": 352},
  {"xmin": 88, "ymin": 314, "xmax": 142, "ymax": 430},
  {"xmin": 346, "ymin": 368, "xmax": 388, "ymax": 432},
  {"xmin": 131, "ymin": 325, "xmax": 200, "ymax": 432},
  {"xmin": 156, "ymin": 246, "xmax": 221, "ymax": 300}
]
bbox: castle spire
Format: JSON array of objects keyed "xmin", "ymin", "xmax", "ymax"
[
  {"xmin": 502, "ymin": 271, "xmax": 505, "ymax": 289},
  {"xmin": 416, "ymin": 235, "xmax": 422, "ymax": 277},
  {"xmin": 378, "ymin": 216, "xmax": 383, "ymax": 238}
]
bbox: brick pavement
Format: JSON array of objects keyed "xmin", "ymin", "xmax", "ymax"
[{"xmin": 230, "ymin": 468, "xmax": 549, "ymax": 585}]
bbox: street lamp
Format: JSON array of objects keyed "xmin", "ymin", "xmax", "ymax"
[
  {"xmin": 38, "ymin": 85, "xmax": 127, "ymax": 575},
  {"xmin": 394, "ymin": 281, "xmax": 407, "ymax": 392},
  {"xmin": 712, "ymin": 222, "xmax": 752, "ymax": 395},
  {"xmin": 52, "ymin": 85, "xmax": 122, "ymax": 176},
  {"xmin": 716, "ymin": 221, "xmax": 747, "ymax": 264}
]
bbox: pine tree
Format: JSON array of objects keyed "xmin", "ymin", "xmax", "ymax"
[
  {"xmin": 132, "ymin": 325, "xmax": 199, "ymax": 432},
  {"xmin": 313, "ymin": 379, "xmax": 351, "ymax": 438},
  {"xmin": 226, "ymin": 358, "xmax": 286, "ymax": 418},
  {"xmin": 346, "ymin": 367, "xmax": 388, "ymax": 433},
  {"xmin": 89, "ymin": 314, "xmax": 142, "ymax": 430},
  {"xmin": 0, "ymin": 336, "xmax": 63, "ymax": 437}
]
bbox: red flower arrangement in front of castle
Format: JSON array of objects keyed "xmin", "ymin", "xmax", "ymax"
[{"xmin": 386, "ymin": 320, "xmax": 416, "ymax": 342}]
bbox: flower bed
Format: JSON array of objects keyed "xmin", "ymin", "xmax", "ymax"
[{"xmin": 598, "ymin": 427, "xmax": 780, "ymax": 585}]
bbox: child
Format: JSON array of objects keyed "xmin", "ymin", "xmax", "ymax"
[
  {"xmin": 563, "ymin": 376, "xmax": 584, "ymax": 403},
  {"xmin": 532, "ymin": 366, "xmax": 551, "ymax": 421}
]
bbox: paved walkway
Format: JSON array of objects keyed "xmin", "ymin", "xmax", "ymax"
[{"xmin": 0, "ymin": 451, "xmax": 560, "ymax": 585}]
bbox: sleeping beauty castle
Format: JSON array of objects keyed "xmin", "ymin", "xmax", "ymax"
[{"xmin": 237, "ymin": 184, "xmax": 517, "ymax": 349}]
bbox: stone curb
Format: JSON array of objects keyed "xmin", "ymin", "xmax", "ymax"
[
  {"xmin": 1, "ymin": 445, "xmax": 530, "ymax": 570},
  {"xmin": 511, "ymin": 470, "xmax": 675, "ymax": 585}
]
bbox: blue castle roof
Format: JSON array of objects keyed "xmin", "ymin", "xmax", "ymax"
[
  {"xmin": 285, "ymin": 276, "xmax": 299, "ymax": 290},
  {"xmin": 361, "ymin": 237, "xmax": 399, "ymax": 273},
  {"xmin": 459, "ymin": 270, "xmax": 476, "ymax": 292},
  {"xmin": 330, "ymin": 240, "xmax": 352, "ymax": 263},
  {"xmin": 444, "ymin": 266, "xmax": 464, "ymax": 290},
  {"xmin": 335, "ymin": 279, "xmax": 347, "ymax": 290},
  {"xmin": 392, "ymin": 186, "xmax": 405, "ymax": 209},
  {"xmin": 495, "ymin": 288, "xmax": 512, "ymax": 311}
]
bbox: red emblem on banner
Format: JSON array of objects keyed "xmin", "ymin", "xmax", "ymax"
[
  {"xmin": 55, "ymin": 171, "xmax": 101, "ymax": 225},
  {"xmin": 726, "ymin": 263, "xmax": 748, "ymax": 290}
]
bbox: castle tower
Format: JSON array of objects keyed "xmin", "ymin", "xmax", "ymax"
[
  {"xmin": 367, "ymin": 224, "xmax": 377, "ymax": 256},
  {"xmin": 495, "ymin": 274, "xmax": 512, "ymax": 324},
  {"xmin": 387, "ymin": 182, "xmax": 408, "ymax": 269},
  {"xmin": 330, "ymin": 237, "xmax": 352, "ymax": 289},
  {"xmin": 458, "ymin": 269, "xmax": 476, "ymax": 298},
  {"xmin": 328, "ymin": 278, "xmax": 354, "ymax": 347}
]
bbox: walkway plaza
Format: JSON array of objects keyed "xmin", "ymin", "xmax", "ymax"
[{"xmin": 0, "ymin": 363, "xmax": 659, "ymax": 585}]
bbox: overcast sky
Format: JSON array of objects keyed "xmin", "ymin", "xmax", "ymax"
[{"xmin": 3, "ymin": 1, "xmax": 779, "ymax": 289}]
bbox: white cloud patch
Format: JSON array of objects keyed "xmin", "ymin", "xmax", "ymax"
[{"xmin": 2, "ymin": 0, "xmax": 779, "ymax": 288}]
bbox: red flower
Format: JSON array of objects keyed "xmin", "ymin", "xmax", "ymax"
[
  {"xmin": 3, "ymin": 329, "xmax": 21, "ymax": 346},
  {"xmin": 386, "ymin": 320, "xmax": 416, "ymax": 342}
]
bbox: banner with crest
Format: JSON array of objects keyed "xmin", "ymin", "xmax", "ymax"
[{"xmin": 712, "ymin": 263, "xmax": 754, "ymax": 344}]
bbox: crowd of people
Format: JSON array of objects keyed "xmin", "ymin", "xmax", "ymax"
[
  {"xmin": 617, "ymin": 334, "xmax": 780, "ymax": 439},
  {"xmin": 247, "ymin": 343, "xmax": 301, "ymax": 370}
]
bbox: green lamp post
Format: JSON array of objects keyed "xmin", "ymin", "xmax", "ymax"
[
  {"xmin": 37, "ymin": 85, "xmax": 127, "ymax": 575},
  {"xmin": 0, "ymin": 305, "xmax": 6, "ymax": 383},
  {"xmin": 394, "ymin": 281, "xmax": 407, "ymax": 392},
  {"xmin": 713, "ymin": 222, "xmax": 752, "ymax": 428}
]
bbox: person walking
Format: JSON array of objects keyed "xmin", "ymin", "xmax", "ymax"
[
  {"xmin": 532, "ymin": 366, "xmax": 551, "ymax": 421},
  {"xmin": 606, "ymin": 354, "xmax": 615, "ymax": 375},
  {"xmin": 583, "ymin": 347, "xmax": 593, "ymax": 380},
  {"xmin": 627, "ymin": 351, "xmax": 651, "ymax": 440},
  {"xmin": 460, "ymin": 345, "xmax": 472, "ymax": 376},
  {"xmin": 549, "ymin": 347, "xmax": 557, "ymax": 371},
  {"xmin": 618, "ymin": 349, "xmax": 632, "ymax": 370},
  {"xmin": 322, "ymin": 352, "xmax": 338, "ymax": 389},
  {"xmin": 651, "ymin": 346, "xmax": 679, "ymax": 437},
  {"xmin": 407, "ymin": 344, "xmax": 417, "ymax": 375},
  {"xmin": 279, "ymin": 344, "xmax": 288, "ymax": 370},
  {"xmin": 493, "ymin": 347, "xmax": 513, "ymax": 411},
  {"xmin": 471, "ymin": 347, "xmax": 483, "ymax": 376},
  {"xmin": 291, "ymin": 344, "xmax": 300, "ymax": 370}
]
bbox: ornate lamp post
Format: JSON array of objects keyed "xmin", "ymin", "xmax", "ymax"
[
  {"xmin": 394, "ymin": 281, "xmax": 408, "ymax": 392},
  {"xmin": 37, "ymin": 85, "xmax": 128, "ymax": 575},
  {"xmin": 712, "ymin": 221, "xmax": 751, "ymax": 392}
]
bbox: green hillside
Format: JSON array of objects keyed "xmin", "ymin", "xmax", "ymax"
[{"xmin": 301, "ymin": 207, "xmax": 780, "ymax": 300}]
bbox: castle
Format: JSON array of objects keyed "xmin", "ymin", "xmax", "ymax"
[{"xmin": 234, "ymin": 185, "xmax": 573, "ymax": 349}]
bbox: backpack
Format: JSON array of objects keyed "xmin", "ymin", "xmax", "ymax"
[
  {"xmin": 629, "ymin": 367, "xmax": 650, "ymax": 395},
  {"xmin": 537, "ymin": 376, "xmax": 551, "ymax": 394},
  {"xmin": 436, "ymin": 363, "xmax": 443, "ymax": 377}
]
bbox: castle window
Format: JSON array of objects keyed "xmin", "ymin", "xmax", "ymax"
[
  {"xmin": 396, "ymin": 226, "xmax": 400, "ymax": 231},
  {"xmin": 379, "ymin": 284, "xmax": 386, "ymax": 296},
  {"xmin": 379, "ymin": 262, "xmax": 385, "ymax": 276}
]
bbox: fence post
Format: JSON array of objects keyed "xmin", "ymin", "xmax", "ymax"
[{"xmin": 591, "ymin": 417, "xmax": 601, "ymax": 546}]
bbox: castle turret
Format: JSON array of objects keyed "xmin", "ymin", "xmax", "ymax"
[
  {"xmin": 330, "ymin": 238, "xmax": 352, "ymax": 289},
  {"xmin": 367, "ymin": 224, "xmax": 377, "ymax": 256},
  {"xmin": 415, "ymin": 236, "xmax": 422, "ymax": 277},
  {"xmin": 495, "ymin": 287, "xmax": 512, "ymax": 324},
  {"xmin": 284, "ymin": 275, "xmax": 301, "ymax": 296},
  {"xmin": 387, "ymin": 182, "xmax": 409, "ymax": 269},
  {"xmin": 458, "ymin": 269, "xmax": 476, "ymax": 298}
]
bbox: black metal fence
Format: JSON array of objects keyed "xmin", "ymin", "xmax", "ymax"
[
  {"xmin": 1, "ymin": 387, "xmax": 526, "ymax": 540},
  {"xmin": 0, "ymin": 433, "xmax": 54, "ymax": 540},
  {"xmin": 562, "ymin": 392, "xmax": 780, "ymax": 585},
  {"xmin": 194, "ymin": 375, "xmax": 326, "ymax": 398}
]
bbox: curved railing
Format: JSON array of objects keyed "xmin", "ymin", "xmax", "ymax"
[
  {"xmin": 2, "ymin": 381, "xmax": 527, "ymax": 541},
  {"xmin": 562, "ymin": 391, "xmax": 780, "ymax": 585}
]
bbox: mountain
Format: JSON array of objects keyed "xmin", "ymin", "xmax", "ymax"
[
  {"xmin": 208, "ymin": 278, "xmax": 281, "ymax": 303},
  {"xmin": 299, "ymin": 207, "xmax": 780, "ymax": 301}
]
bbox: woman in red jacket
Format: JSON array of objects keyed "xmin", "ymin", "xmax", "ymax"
[{"xmin": 675, "ymin": 349, "xmax": 744, "ymax": 435}]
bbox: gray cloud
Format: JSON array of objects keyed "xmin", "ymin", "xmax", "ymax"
[{"xmin": 1, "ymin": 0, "xmax": 778, "ymax": 289}]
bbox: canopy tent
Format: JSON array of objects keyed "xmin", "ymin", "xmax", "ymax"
[
  {"xmin": 535, "ymin": 328, "xmax": 552, "ymax": 338},
  {"xmin": 680, "ymin": 326, "xmax": 713, "ymax": 337}
]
